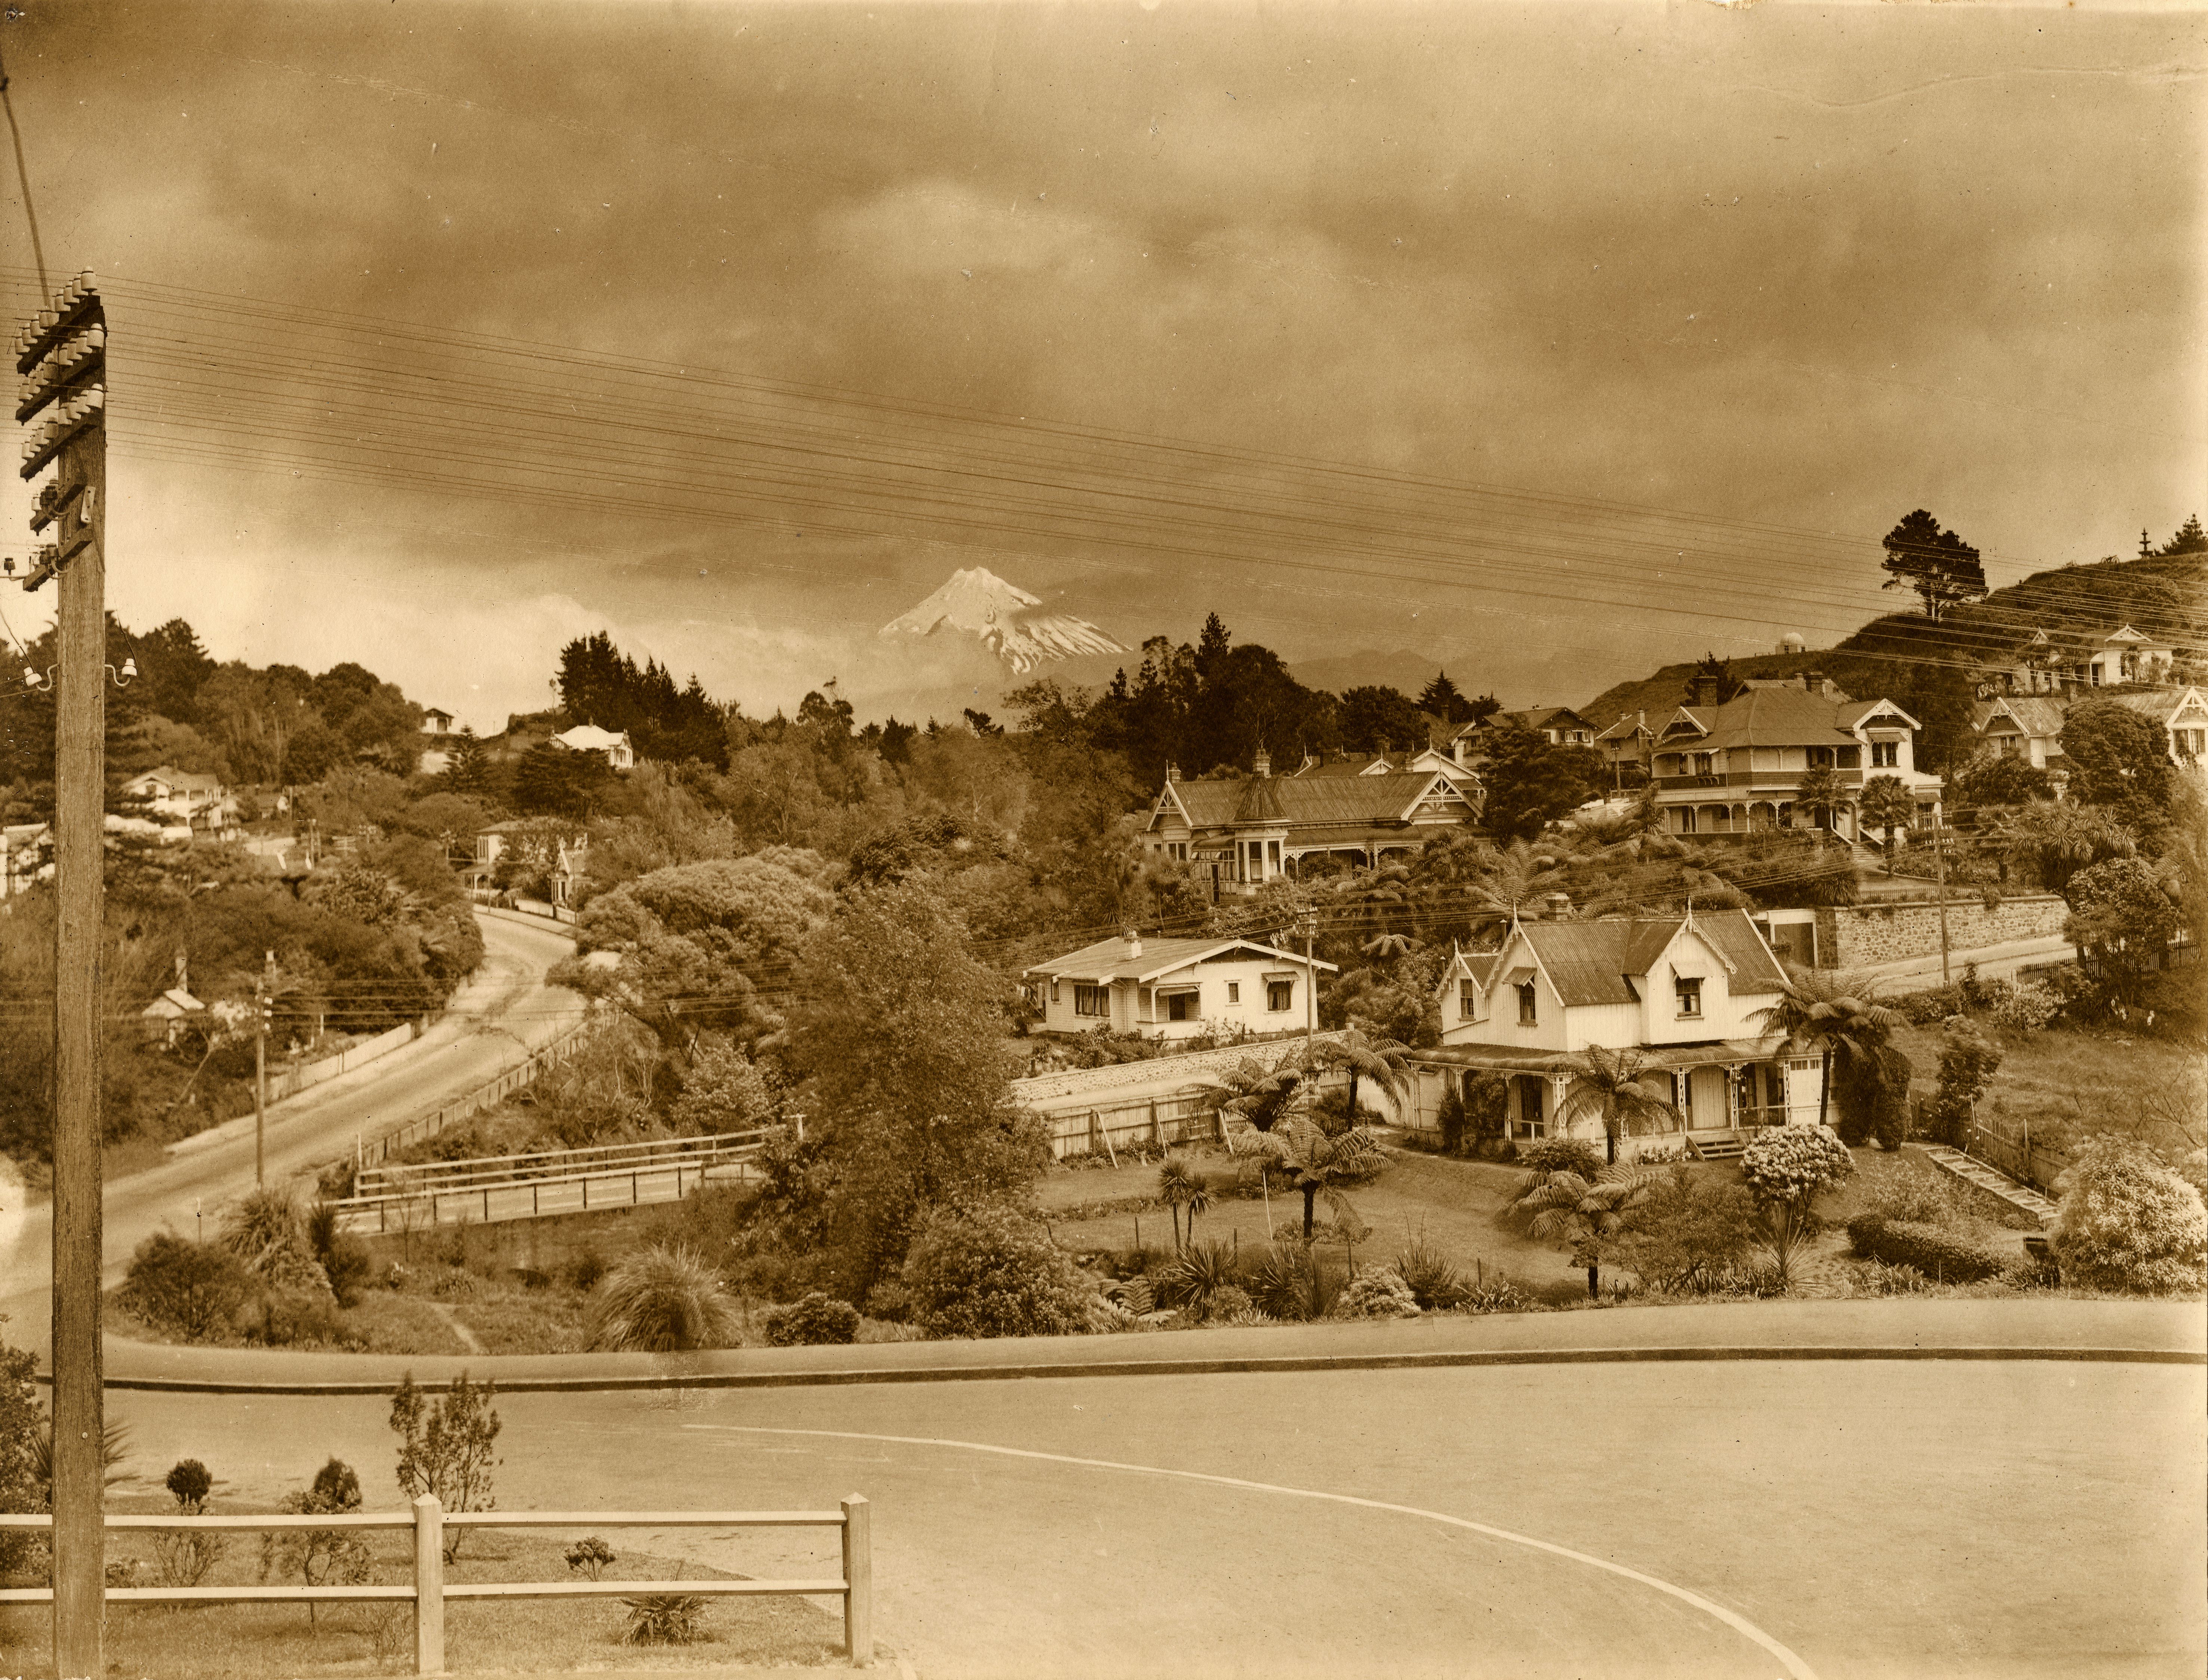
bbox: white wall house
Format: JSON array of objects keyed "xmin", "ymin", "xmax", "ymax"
[
  {"xmin": 1410, "ymin": 908, "xmax": 1820, "ymax": 1153},
  {"xmin": 552, "ymin": 724, "xmax": 636, "ymax": 770},
  {"xmin": 120, "ymin": 766, "xmax": 239, "ymax": 837},
  {"xmin": 1023, "ymin": 932, "xmax": 1337, "ymax": 1042},
  {"xmin": 2087, "ymin": 625, "xmax": 2175, "ymax": 689}
]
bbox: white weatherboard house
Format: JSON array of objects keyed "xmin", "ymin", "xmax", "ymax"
[
  {"xmin": 1024, "ymin": 932, "xmax": 1336, "ymax": 1041},
  {"xmin": 1411, "ymin": 907, "xmax": 1822, "ymax": 1152},
  {"xmin": 552, "ymin": 724, "xmax": 636, "ymax": 770}
]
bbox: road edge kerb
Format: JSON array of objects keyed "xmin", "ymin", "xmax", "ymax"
[{"xmin": 55, "ymin": 1341, "xmax": 2205, "ymax": 1396}]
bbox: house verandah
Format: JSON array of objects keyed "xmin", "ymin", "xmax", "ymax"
[{"xmin": 1399, "ymin": 1039, "xmax": 1823, "ymax": 1157}]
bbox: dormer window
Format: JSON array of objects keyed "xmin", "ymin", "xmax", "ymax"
[
  {"xmin": 1459, "ymin": 980, "xmax": 1478, "ymax": 1021},
  {"xmin": 1675, "ymin": 976, "xmax": 1703, "ymax": 1019},
  {"xmin": 1517, "ymin": 982, "xmax": 1538, "ymax": 1027}
]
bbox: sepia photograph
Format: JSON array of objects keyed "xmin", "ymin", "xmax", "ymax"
[{"xmin": 0, "ymin": 1, "xmax": 2201, "ymax": 1677}]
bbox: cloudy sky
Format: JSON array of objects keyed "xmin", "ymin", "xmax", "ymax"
[{"xmin": 0, "ymin": 1, "xmax": 2198, "ymax": 730}]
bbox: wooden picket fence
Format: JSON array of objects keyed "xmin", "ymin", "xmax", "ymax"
[
  {"xmin": 355, "ymin": 1016, "xmax": 597, "ymax": 1169},
  {"xmin": 0, "ymin": 1494, "xmax": 873, "ymax": 1673}
]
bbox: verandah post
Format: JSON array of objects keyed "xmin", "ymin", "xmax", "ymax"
[{"xmin": 413, "ymin": 1493, "xmax": 445, "ymax": 1675}]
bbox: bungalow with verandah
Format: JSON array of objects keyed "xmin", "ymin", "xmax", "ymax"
[
  {"xmin": 1022, "ymin": 930, "xmax": 1336, "ymax": 1041},
  {"xmin": 1406, "ymin": 907, "xmax": 1823, "ymax": 1156},
  {"xmin": 1142, "ymin": 749, "xmax": 1479, "ymax": 895}
]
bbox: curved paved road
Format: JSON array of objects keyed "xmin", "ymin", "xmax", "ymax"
[
  {"xmin": 95, "ymin": 1350, "xmax": 2207, "ymax": 1680},
  {"xmin": 0, "ymin": 910, "xmax": 582, "ymax": 1359}
]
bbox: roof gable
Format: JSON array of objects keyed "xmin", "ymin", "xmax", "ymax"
[{"xmin": 1024, "ymin": 935, "xmax": 1338, "ymax": 984}]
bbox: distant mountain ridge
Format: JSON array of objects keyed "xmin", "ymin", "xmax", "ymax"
[{"xmin": 878, "ymin": 567, "xmax": 1127, "ymax": 674}]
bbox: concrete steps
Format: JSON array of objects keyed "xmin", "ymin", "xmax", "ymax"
[{"xmin": 1919, "ymin": 1143, "xmax": 2059, "ymax": 1227}]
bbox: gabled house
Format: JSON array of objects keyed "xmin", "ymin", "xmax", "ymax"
[
  {"xmin": 1455, "ymin": 705, "xmax": 1599, "ymax": 755},
  {"xmin": 1143, "ymin": 750, "xmax": 1480, "ymax": 892},
  {"xmin": 2087, "ymin": 625, "xmax": 2175, "ymax": 689},
  {"xmin": 1606, "ymin": 677, "xmax": 1940, "ymax": 839},
  {"xmin": 2099, "ymin": 686, "xmax": 2208, "ymax": 772},
  {"xmin": 1966, "ymin": 696, "xmax": 2068, "ymax": 773},
  {"xmin": 552, "ymin": 724, "xmax": 635, "ymax": 770},
  {"xmin": 422, "ymin": 707, "xmax": 455, "ymax": 736},
  {"xmin": 1418, "ymin": 907, "xmax": 1817, "ymax": 1151},
  {"xmin": 1292, "ymin": 742, "xmax": 1483, "ymax": 795},
  {"xmin": 120, "ymin": 766, "xmax": 239, "ymax": 837},
  {"xmin": 1023, "ymin": 930, "xmax": 1336, "ymax": 1041}
]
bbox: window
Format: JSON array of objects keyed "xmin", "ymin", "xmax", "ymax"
[
  {"xmin": 1517, "ymin": 982, "xmax": 1538, "ymax": 1026},
  {"xmin": 1870, "ymin": 739, "xmax": 1900, "ymax": 768},
  {"xmin": 1674, "ymin": 806, "xmax": 1697, "ymax": 835},
  {"xmin": 1165, "ymin": 991, "xmax": 1197, "ymax": 1022},
  {"xmin": 1267, "ymin": 840, "xmax": 1281, "ymax": 873},
  {"xmin": 1675, "ymin": 976, "xmax": 1703, "ymax": 1018},
  {"xmin": 1074, "ymin": 984, "xmax": 1108, "ymax": 1018},
  {"xmin": 1459, "ymin": 980, "xmax": 1477, "ymax": 1020},
  {"xmin": 1807, "ymin": 746, "xmax": 1835, "ymax": 769},
  {"xmin": 1266, "ymin": 980, "xmax": 1294, "ymax": 1012},
  {"xmin": 1837, "ymin": 745, "xmax": 1861, "ymax": 769},
  {"xmin": 1049, "ymin": 980, "xmax": 1061, "ymax": 1004},
  {"xmin": 1226, "ymin": 981, "xmax": 1240, "ymax": 1003}
]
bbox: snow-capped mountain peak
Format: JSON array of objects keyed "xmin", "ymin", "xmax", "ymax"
[{"xmin": 878, "ymin": 567, "xmax": 1127, "ymax": 673}]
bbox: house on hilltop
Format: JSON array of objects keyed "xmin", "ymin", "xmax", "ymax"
[
  {"xmin": 551, "ymin": 723, "xmax": 636, "ymax": 770},
  {"xmin": 1023, "ymin": 930, "xmax": 1335, "ymax": 1041},
  {"xmin": 1143, "ymin": 749, "xmax": 1480, "ymax": 892},
  {"xmin": 1455, "ymin": 705, "xmax": 1598, "ymax": 754},
  {"xmin": 1416, "ymin": 907, "xmax": 1819, "ymax": 1152}
]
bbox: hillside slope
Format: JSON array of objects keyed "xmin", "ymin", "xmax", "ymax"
[{"xmin": 1581, "ymin": 551, "xmax": 2208, "ymax": 727}]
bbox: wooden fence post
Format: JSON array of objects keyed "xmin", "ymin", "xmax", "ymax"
[
  {"xmin": 842, "ymin": 1495, "xmax": 872, "ymax": 1665},
  {"xmin": 413, "ymin": 1494, "xmax": 445, "ymax": 1675}
]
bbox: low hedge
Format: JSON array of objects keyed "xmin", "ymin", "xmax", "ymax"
[{"xmin": 1845, "ymin": 1215, "xmax": 2010, "ymax": 1284}]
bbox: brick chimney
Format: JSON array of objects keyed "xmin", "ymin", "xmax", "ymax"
[
  {"xmin": 1802, "ymin": 670, "xmax": 1824, "ymax": 694},
  {"xmin": 1165, "ymin": 761, "xmax": 1180, "ymax": 783},
  {"xmin": 1691, "ymin": 675, "xmax": 1721, "ymax": 707},
  {"xmin": 1122, "ymin": 928, "xmax": 1142, "ymax": 960},
  {"xmin": 1252, "ymin": 748, "xmax": 1271, "ymax": 778}
]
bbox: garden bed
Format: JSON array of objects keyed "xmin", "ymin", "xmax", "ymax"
[{"xmin": 0, "ymin": 1502, "xmax": 843, "ymax": 1677}]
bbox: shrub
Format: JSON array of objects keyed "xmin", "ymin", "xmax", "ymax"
[
  {"xmin": 1833, "ymin": 1042, "xmax": 1912, "ymax": 1150},
  {"xmin": 123, "ymin": 1235, "xmax": 254, "ymax": 1341},
  {"xmin": 1740, "ymin": 1124, "xmax": 1854, "ymax": 1206},
  {"xmin": 390, "ymin": 1374, "xmax": 502, "ymax": 1562},
  {"xmin": 1516, "ymin": 1137, "xmax": 1603, "ymax": 1181},
  {"xmin": 221, "ymin": 1188, "xmax": 333, "ymax": 1299},
  {"xmin": 1334, "ymin": 1266, "xmax": 1421, "ymax": 1319},
  {"xmin": 1153, "ymin": 1240, "xmax": 1242, "ymax": 1320},
  {"xmin": 2049, "ymin": 1139, "xmax": 2208, "ymax": 1296},
  {"xmin": 1610, "ymin": 1166, "xmax": 1758, "ymax": 1294},
  {"xmin": 1392, "ymin": 1238, "xmax": 1469, "ymax": 1309},
  {"xmin": 1931, "ymin": 1021, "xmax": 2004, "ymax": 1147},
  {"xmin": 586, "ymin": 1246, "xmax": 741, "ymax": 1353},
  {"xmin": 861, "ymin": 1280, "xmax": 913, "ymax": 1323},
  {"xmin": 1207, "ymin": 1284, "xmax": 1254, "ymax": 1320},
  {"xmin": 1855, "ymin": 1155, "xmax": 1966, "ymax": 1227},
  {"xmin": 565, "ymin": 1536, "xmax": 615, "ymax": 1580},
  {"xmin": 1844, "ymin": 1215, "xmax": 2010, "ymax": 1283},
  {"xmin": 239, "ymin": 1291, "xmax": 352, "ymax": 1348},
  {"xmin": 306, "ymin": 1202, "xmax": 375, "ymax": 1308},
  {"xmin": 1460, "ymin": 1275, "xmax": 1534, "ymax": 1314},
  {"xmin": 164, "ymin": 1458, "xmax": 213, "ymax": 1513},
  {"xmin": 762, "ymin": 1292, "xmax": 861, "ymax": 1347},
  {"xmin": 1250, "ymin": 1243, "xmax": 1344, "ymax": 1322},
  {"xmin": 621, "ymin": 1593, "xmax": 707, "ymax": 1645},
  {"xmin": 0, "ymin": 1338, "xmax": 45, "ymax": 1581},
  {"xmin": 258, "ymin": 1457, "xmax": 369, "ymax": 1627},
  {"xmin": 564, "ymin": 1247, "xmax": 608, "ymax": 1292},
  {"xmin": 1841, "ymin": 1258, "xmax": 1933, "ymax": 1297},
  {"xmin": 1434, "ymin": 1083, "xmax": 1470, "ymax": 1154},
  {"xmin": 1895, "ymin": 984, "xmax": 1965, "ymax": 1025},
  {"xmin": 900, "ymin": 1203, "xmax": 1101, "ymax": 1339}
]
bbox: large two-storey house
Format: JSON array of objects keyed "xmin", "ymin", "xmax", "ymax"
[
  {"xmin": 1410, "ymin": 907, "xmax": 1820, "ymax": 1153},
  {"xmin": 1142, "ymin": 751, "xmax": 1480, "ymax": 892},
  {"xmin": 1598, "ymin": 674, "xmax": 1940, "ymax": 840}
]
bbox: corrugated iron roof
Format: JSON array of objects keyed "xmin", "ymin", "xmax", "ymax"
[
  {"xmin": 1512, "ymin": 908, "xmax": 1786, "ymax": 1006},
  {"xmin": 1154, "ymin": 771, "xmax": 1446, "ymax": 832},
  {"xmin": 1024, "ymin": 935, "xmax": 1338, "ymax": 984}
]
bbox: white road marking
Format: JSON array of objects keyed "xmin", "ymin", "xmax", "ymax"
[{"xmin": 689, "ymin": 1421, "xmax": 1819, "ymax": 1680}]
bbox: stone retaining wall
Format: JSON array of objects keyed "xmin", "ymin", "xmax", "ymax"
[{"xmin": 1817, "ymin": 894, "xmax": 2068, "ymax": 969}]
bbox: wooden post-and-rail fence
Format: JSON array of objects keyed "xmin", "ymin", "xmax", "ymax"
[{"xmin": 0, "ymin": 1495, "xmax": 874, "ymax": 1673}]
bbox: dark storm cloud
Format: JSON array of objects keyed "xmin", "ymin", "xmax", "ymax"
[{"xmin": 0, "ymin": 1, "xmax": 2194, "ymax": 723}]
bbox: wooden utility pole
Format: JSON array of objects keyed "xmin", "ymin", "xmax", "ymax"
[
  {"xmin": 18, "ymin": 272, "xmax": 109, "ymax": 1680},
  {"xmin": 1932, "ymin": 810, "xmax": 1953, "ymax": 988},
  {"xmin": 253, "ymin": 972, "xmax": 268, "ymax": 1185}
]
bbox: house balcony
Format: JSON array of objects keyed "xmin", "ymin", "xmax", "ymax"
[{"xmin": 1652, "ymin": 769, "xmax": 1863, "ymax": 793}]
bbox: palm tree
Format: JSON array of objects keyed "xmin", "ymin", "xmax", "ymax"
[
  {"xmin": 1513, "ymin": 1167, "xmax": 1653, "ymax": 1298},
  {"xmin": 1793, "ymin": 766, "xmax": 1849, "ymax": 836},
  {"xmin": 1360, "ymin": 931, "xmax": 1418, "ymax": 964},
  {"xmin": 1226, "ymin": 1108, "xmax": 1382, "ymax": 1241},
  {"xmin": 1303, "ymin": 1025, "xmax": 1414, "ymax": 1126},
  {"xmin": 1749, "ymin": 970, "xmax": 1902, "ymax": 1128},
  {"xmin": 1559, "ymin": 1046, "xmax": 1682, "ymax": 1164},
  {"xmin": 1156, "ymin": 1158, "xmax": 1209, "ymax": 1252},
  {"xmin": 1196, "ymin": 1051, "xmax": 1306, "ymax": 1135}
]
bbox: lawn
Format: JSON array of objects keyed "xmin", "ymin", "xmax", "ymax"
[
  {"xmin": 1040, "ymin": 1144, "xmax": 1581, "ymax": 1290},
  {"xmin": 0, "ymin": 1511, "xmax": 846, "ymax": 1677},
  {"xmin": 1887, "ymin": 1015, "xmax": 2204, "ymax": 1160}
]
